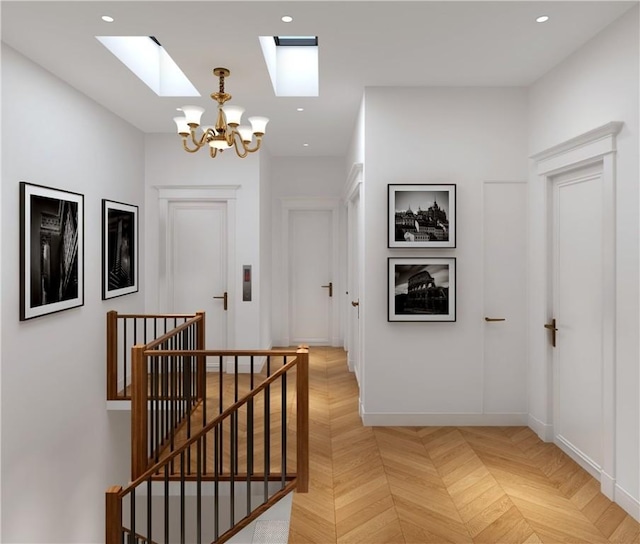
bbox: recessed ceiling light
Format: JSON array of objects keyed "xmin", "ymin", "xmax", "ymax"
[
  {"xmin": 281, "ymin": 15, "xmax": 293, "ymax": 23},
  {"xmin": 101, "ymin": 15, "xmax": 114, "ymax": 23},
  {"xmin": 303, "ymin": 143, "xmax": 309, "ymax": 147},
  {"xmin": 536, "ymin": 15, "xmax": 550, "ymax": 23},
  {"xmin": 297, "ymin": 107, "xmax": 304, "ymax": 112}
]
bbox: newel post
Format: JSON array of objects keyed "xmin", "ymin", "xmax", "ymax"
[
  {"xmin": 296, "ymin": 346, "xmax": 310, "ymax": 493},
  {"xmin": 196, "ymin": 311, "xmax": 206, "ymax": 399},
  {"xmin": 106, "ymin": 311, "xmax": 118, "ymax": 400},
  {"xmin": 105, "ymin": 485, "xmax": 123, "ymax": 544},
  {"xmin": 131, "ymin": 345, "xmax": 148, "ymax": 480}
]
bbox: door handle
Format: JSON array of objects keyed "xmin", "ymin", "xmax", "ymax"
[
  {"xmin": 321, "ymin": 282, "xmax": 333, "ymax": 297},
  {"xmin": 484, "ymin": 317, "xmax": 506, "ymax": 322},
  {"xmin": 351, "ymin": 300, "xmax": 359, "ymax": 307},
  {"xmin": 213, "ymin": 291, "xmax": 228, "ymax": 311},
  {"xmin": 544, "ymin": 318, "xmax": 558, "ymax": 348}
]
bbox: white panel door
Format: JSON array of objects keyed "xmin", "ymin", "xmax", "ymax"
[
  {"xmin": 170, "ymin": 201, "xmax": 227, "ymax": 348},
  {"xmin": 290, "ymin": 209, "xmax": 332, "ymax": 345},
  {"xmin": 483, "ymin": 182, "xmax": 527, "ymax": 413},
  {"xmin": 552, "ymin": 164, "xmax": 604, "ymax": 472}
]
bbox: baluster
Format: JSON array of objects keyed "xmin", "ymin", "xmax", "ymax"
[
  {"xmin": 281, "ymin": 369, "xmax": 287, "ymax": 488},
  {"xmin": 197, "ymin": 437, "xmax": 202, "ymax": 544},
  {"xmin": 164, "ymin": 464, "xmax": 169, "ymax": 544},
  {"xmin": 180, "ymin": 452, "xmax": 185, "ymax": 544},
  {"xmin": 147, "ymin": 477, "xmax": 152, "ymax": 544}
]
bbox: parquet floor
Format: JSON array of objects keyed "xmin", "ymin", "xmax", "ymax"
[{"xmin": 288, "ymin": 347, "xmax": 640, "ymax": 544}]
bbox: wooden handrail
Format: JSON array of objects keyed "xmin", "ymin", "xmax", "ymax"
[
  {"xmin": 124, "ymin": 350, "xmax": 303, "ymax": 493},
  {"xmin": 144, "ymin": 349, "xmax": 302, "ymax": 357},
  {"xmin": 143, "ymin": 314, "xmax": 203, "ymax": 351},
  {"xmin": 113, "ymin": 313, "xmax": 199, "ymax": 319}
]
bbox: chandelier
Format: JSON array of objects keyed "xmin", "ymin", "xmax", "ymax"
[{"xmin": 173, "ymin": 68, "xmax": 269, "ymax": 158}]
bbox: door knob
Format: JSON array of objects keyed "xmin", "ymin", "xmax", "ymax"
[
  {"xmin": 213, "ymin": 291, "xmax": 228, "ymax": 311},
  {"xmin": 321, "ymin": 282, "xmax": 333, "ymax": 297},
  {"xmin": 544, "ymin": 318, "xmax": 558, "ymax": 347}
]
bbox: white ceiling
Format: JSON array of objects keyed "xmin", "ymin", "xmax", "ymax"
[{"xmin": 2, "ymin": 1, "xmax": 636, "ymax": 157}]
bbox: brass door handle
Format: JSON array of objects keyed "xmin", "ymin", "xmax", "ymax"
[
  {"xmin": 484, "ymin": 317, "xmax": 506, "ymax": 322},
  {"xmin": 351, "ymin": 300, "xmax": 359, "ymax": 307},
  {"xmin": 321, "ymin": 282, "xmax": 333, "ymax": 297},
  {"xmin": 213, "ymin": 291, "xmax": 228, "ymax": 311},
  {"xmin": 544, "ymin": 318, "xmax": 558, "ymax": 347}
]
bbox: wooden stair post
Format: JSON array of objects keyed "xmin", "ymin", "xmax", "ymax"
[
  {"xmin": 106, "ymin": 310, "xmax": 118, "ymax": 400},
  {"xmin": 296, "ymin": 346, "xmax": 310, "ymax": 493},
  {"xmin": 131, "ymin": 344, "xmax": 148, "ymax": 479},
  {"xmin": 105, "ymin": 485, "xmax": 122, "ymax": 544},
  {"xmin": 196, "ymin": 310, "xmax": 206, "ymax": 400}
]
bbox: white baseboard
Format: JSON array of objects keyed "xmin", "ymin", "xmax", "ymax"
[
  {"xmin": 600, "ymin": 470, "xmax": 616, "ymax": 500},
  {"xmin": 528, "ymin": 414, "xmax": 554, "ymax": 442},
  {"xmin": 361, "ymin": 411, "xmax": 528, "ymax": 426},
  {"xmin": 554, "ymin": 434, "xmax": 601, "ymax": 480},
  {"xmin": 615, "ymin": 483, "xmax": 640, "ymax": 521},
  {"xmin": 347, "ymin": 353, "xmax": 355, "ymax": 372}
]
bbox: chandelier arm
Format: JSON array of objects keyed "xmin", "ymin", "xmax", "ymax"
[
  {"xmin": 240, "ymin": 137, "xmax": 263, "ymax": 154},
  {"xmin": 182, "ymin": 137, "xmax": 202, "ymax": 153},
  {"xmin": 209, "ymin": 146, "xmax": 218, "ymax": 158}
]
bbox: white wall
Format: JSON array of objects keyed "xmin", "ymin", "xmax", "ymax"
[
  {"xmin": 528, "ymin": 7, "xmax": 639, "ymax": 512},
  {"xmin": 144, "ymin": 136, "xmax": 264, "ymax": 348},
  {"xmin": 1, "ymin": 45, "xmax": 142, "ymax": 543},
  {"xmin": 361, "ymin": 87, "xmax": 529, "ymax": 422},
  {"xmin": 270, "ymin": 157, "xmax": 346, "ymax": 345},
  {"xmin": 260, "ymin": 151, "xmax": 273, "ymax": 349}
]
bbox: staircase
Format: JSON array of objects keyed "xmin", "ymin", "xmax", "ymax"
[{"xmin": 105, "ymin": 311, "xmax": 309, "ymax": 543}]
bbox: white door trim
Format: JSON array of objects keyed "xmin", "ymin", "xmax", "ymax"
[
  {"xmin": 344, "ymin": 164, "xmax": 363, "ymax": 379},
  {"xmin": 281, "ymin": 197, "xmax": 341, "ymax": 347},
  {"xmin": 156, "ymin": 185, "xmax": 239, "ymax": 349},
  {"xmin": 531, "ymin": 122, "xmax": 622, "ymax": 499}
]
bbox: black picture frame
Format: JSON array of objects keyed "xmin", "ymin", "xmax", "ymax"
[
  {"xmin": 388, "ymin": 184, "xmax": 456, "ymax": 248},
  {"xmin": 388, "ymin": 257, "xmax": 456, "ymax": 322},
  {"xmin": 20, "ymin": 182, "xmax": 84, "ymax": 320},
  {"xmin": 102, "ymin": 199, "xmax": 139, "ymax": 300}
]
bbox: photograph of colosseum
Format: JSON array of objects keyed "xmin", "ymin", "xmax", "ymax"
[
  {"xmin": 388, "ymin": 257, "xmax": 456, "ymax": 322},
  {"xmin": 388, "ymin": 184, "xmax": 456, "ymax": 248}
]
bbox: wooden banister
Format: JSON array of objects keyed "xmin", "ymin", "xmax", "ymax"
[
  {"xmin": 106, "ymin": 311, "xmax": 118, "ymax": 400},
  {"xmin": 296, "ymin": 347, "xmax": 310, "ymax": 493},
  {"xmin": 131, "ymin": 345, "xmax": 148, "ymax": 480},
  {"xmin": 105, "ymin": 485, "xmax": 122, "ymax": 544}
]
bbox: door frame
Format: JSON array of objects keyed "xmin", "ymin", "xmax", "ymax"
[
  {"xmin": 345, "ymin": 164, "xmax": 363, "ymax": 381},
  {"xmin": 280, "ymin": 197, "xmax": 341, "ymax": 347},
  {"xmin": 531, "ymin": 122, "xmax": 621, "ymax": 498},
  {"xmin": 157, "ymin": 185, "xmax": 239, "ymax": 350}
]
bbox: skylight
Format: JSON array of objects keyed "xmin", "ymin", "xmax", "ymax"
[
  {"xmin": 260, "ymin": 35, "xmax": 319, "ymax": 97},
  {"xmin": 96, "ymin": 36, "xmax": 200, "ymax": 97}
]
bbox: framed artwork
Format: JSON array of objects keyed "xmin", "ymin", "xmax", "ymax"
[
  {"xmin": 388, "ymin": 257, "xmax": 456, "ymax": 322},
  {"xmin": 102, "ymin": 199, "xmax": 139, "ymax": 300},
  {"xmin": 388, "ymin": 184, "xmax": 456, "ymax": 248},
  {"xmin": 20, "ymin": 182, "xmax": 84, "ymax": 320}
]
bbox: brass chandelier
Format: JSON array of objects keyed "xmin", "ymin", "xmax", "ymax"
[{"xmin": 173, "ymin": 68, "xmax": 268, "ymax": 158}]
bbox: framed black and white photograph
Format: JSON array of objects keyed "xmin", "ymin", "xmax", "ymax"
[
  {"xmin": 102, "ymin": 199, "xmax": 138, "ymax": 300},
  {"xmin": 388, "ymin": 257, "xmax": 456, "ymax": 322},
  {"xmin": 20, "ymin": 182, "xmax": 84, "ymax": 320},
  {"xmin": 388, "ymin": 184, "xmax": 456, "ymax": 248}
]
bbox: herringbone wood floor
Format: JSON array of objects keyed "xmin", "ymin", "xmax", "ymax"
[{"xmin": 288, "ymin": 347, "xmax": 640, "ymax": 544}]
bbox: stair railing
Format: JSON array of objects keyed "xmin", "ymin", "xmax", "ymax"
[
  {"xmin": 106, "ymin": 311, "xmax": 205, "ymax": 400},
  {"xmin": 106, "ymin": 347, "xmax": 309, "ymax": 544}
]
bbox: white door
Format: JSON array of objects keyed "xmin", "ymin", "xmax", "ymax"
[
  {"xmin": 551, "ymin": 163, "xmax": 604, "ymax": 474},
  {"xmin": 347, "ymin": 191, "xmax": 361, "ymax": 380},
  {"xmin": 169, "ymin": 201, "xmax": 227, "ymax": 349},
  {"xmin": 289, "ymin": 209, "xmax": 333, "ymax": 345},
  {"xmin": 482, "ymin": 182, "xmax": 527, "ymax": 413}
]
